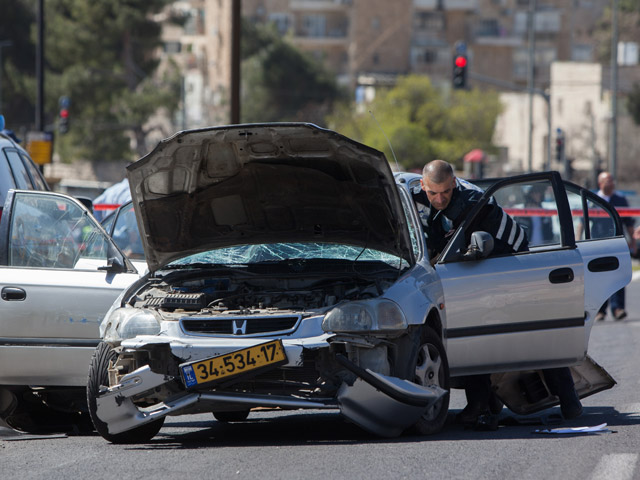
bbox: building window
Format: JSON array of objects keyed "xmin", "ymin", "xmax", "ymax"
[
  {"xmin": 372, "ymin": 16, "xmax": 380, "ymax": 30},
  {"xmin": 164, "ymin": 41, "xmax": 181, "ymax": 54},
  {"xmin": 372, "ymin": 53, "xmax": 379, "ymax": 65},
  {"xmin": 302, "ymin": 14, "xmax": 327, "ymax": 37},
  {"xmin": 268, "ymin": 13, "xmax": 291, "ymax": 35},
  {"xmin": 514, "ymin": 9, "xmax": 560, "ymax": 35},
  {"xmin": 414, "ymin": 11, "xmax": 444, "ymax": 31},
  {"xmin": 475, "ymin": 18, "xmax": 500, "ymax": 37},
  {"xmin": 424, "ymin": 50, "xmax": 437, "ymax": 63}
]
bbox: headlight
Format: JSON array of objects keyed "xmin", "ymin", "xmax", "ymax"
[
  {"xmin": 322, "ymin": 299, "xmax": 407, "ymax": 333},
  {"xmin": 102, "ymin": 307, "xmax": 160, "ymax": 342}
]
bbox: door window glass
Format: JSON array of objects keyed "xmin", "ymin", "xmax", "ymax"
[
  {"xmin": 8, "ymin": 192, "xmax": 111, "ymax": 269},
  {"xmin": 490, "ymin": 180, "xmax": 560, "ymax": 247},
  {"xmin": 566, "ymin": 189, "xmax": 617, "ymax": 240}
]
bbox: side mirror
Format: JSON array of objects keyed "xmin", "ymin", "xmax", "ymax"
[
  {"xmin": 463, "ymin": 231, "xmax": 494, "ymax": 261},
  {"xmin": 75, "ymin": 196, "xmax": 94, "ymax": 212},
  {"xmin": 98, "ymin": 255, "xmax": 127, "ymax": 273}
]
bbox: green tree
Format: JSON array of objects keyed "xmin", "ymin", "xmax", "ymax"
[
  {"xmin": 0, "ymin": 0, "xmax": 37, "ymax": 130},
  {"xmin": 241, "ymin": 20, "xmax": 346, "ymax": 125},
  {"xmin": 593, "ymin": 0, "xmax": 640, "ymax": 63},
  {"xmin": 45, "ymin": 0, "xmax": 181, "ymax": 161},
  {"xmin": 327, "ymin": 75, "xmax": 502, "ymax": 171},
  {"xmin": 2, "ymin": 0, "xmax": 180, "ymax": 162}
]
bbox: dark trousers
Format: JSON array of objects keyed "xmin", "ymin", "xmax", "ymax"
[
  {"xmin": 599, "ymin": 288, "xmax": 625, "ymax": 314},
  {"xmin": 464, "ymin": 367, "xmax": 578, "ymax": 410}
]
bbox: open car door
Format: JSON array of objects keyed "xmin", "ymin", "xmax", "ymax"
[{"xmin": 434, "ymin": 172, "xmax": 629, "ymax": 412}]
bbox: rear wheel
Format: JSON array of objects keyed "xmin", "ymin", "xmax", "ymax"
[
  {"xmin": 410, "ymin": 326, "xmax": 450, "ymax": 435},
  {"xmin": 87, "ymin": 342, "xmax": 164, "ymax": 444},
  {"xmin": 0, "ymin": 387, "xmax": 91, "ymax": 434},
  {"xmin": 213, "ymin": 410, "xmax": 251, "ymax": 422}
]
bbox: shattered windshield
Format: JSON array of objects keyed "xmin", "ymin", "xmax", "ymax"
[{"xmin": 167, "ymin": 243, "xmax": 408, "ymax": 269}]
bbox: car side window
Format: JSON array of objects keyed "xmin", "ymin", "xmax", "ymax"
[
  {"xmin": 397, "ymin": 186, "xmax": 422, "ymax": 260},
  {"xmin": 21, "ymin": 152, "xmax": 48, "ymax": 190},
  {"xmin": 5, "ymin": 150, "xmax": 32, "ymax": 190},
  {"xmin": 8, "ymin": 192, "xmax": 112, "ymax": 269},
  {"xmin": 111, "ymin": 203, "xmax": 144, "ymax": 260},
  {"xmin": 566, "ymin": 188, "xmax": 618, "ymax": 240}
]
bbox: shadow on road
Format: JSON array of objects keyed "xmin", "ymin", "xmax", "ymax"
[{"xmin": 116, "ymin": 405, "xmax": 639, "ymax": 450}]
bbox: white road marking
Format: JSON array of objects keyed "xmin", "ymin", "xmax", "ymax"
[{"xmin": 590, "ymin": 454, "xmax": 638, "ymax": 480}]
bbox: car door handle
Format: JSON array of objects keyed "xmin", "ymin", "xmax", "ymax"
[
  {"xmin": 588, "ymin": 256, "xmax": 620, "ymax": 273},
  {"xmin": 549, "ymin": 267, "xmax": 574, "ymax": 284},
  {"xmin": 1, "ymin": 287, "xmax": 26, "ymax": 301}
]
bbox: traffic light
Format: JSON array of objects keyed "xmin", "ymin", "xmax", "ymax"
[
  {"xmin": 452, "ymin": 54, "xmax": 468, "ymax": 89},
  {"xmin": 555, "ymin": 129, "xmax": 565, "ymax": 163},
  {"xmin": 58, "ymin": 96, "xmax": 70, "ymax": 134}
]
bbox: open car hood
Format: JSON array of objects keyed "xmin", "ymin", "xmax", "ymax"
[{"xmin": 127, "ymin": 123, "xmax": 414, "ymax": 272}]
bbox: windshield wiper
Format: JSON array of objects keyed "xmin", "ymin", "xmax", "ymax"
[{"xmin": 161, "ymin": 262, "xmax": 249, "ymax": 271}]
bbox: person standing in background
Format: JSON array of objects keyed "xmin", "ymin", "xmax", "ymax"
[{"xmin": 594, "ymin": 172, "xmax": 635, "ymax": 321}]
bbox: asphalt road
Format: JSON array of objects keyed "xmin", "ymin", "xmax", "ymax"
[{"xmin": 2, "ymin": 276, "xmax": 640, "ymax": 480}]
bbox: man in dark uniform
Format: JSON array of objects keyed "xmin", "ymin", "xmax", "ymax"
[
  {"xmin": 413, "ymin": 160, "xmax": 582, "ymax": 424},
  {"xmin": 413, "ymin": 160, "xmax": 528, "ymax": 261}
]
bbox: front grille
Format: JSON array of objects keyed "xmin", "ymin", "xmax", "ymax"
[{"xmin": 180, "ymin": 315, "xmax": 300, "ymax": 336}]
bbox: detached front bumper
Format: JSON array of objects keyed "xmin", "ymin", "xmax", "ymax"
[{"xmin": 95, "ymin": 356, "xmax": 446, "ymax": 437}]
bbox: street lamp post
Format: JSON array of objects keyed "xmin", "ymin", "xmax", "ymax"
[
  {"xmin": 610, "ymin": 0, "xmax": 619, "ymax": 180},
  {"xmin": 0, "ymin": 40, "xmax": 12, "ymax": 113},
  {"xmin": 527, "ymin": 0, "xmax": 537, "ymax": 173}
]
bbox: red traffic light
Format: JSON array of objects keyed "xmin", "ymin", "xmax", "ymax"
[
  {"xmin": 454, "ymin": 56, "xmax": 467, "ymax": 68},
  {"xmin": 59, "ymin": 108, "xmax": 69, "ymax": 119}
]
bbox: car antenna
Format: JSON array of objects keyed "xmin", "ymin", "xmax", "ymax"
[{"xmin": 369, "ymin": 110, "xmax": 401, "ymax": 172}]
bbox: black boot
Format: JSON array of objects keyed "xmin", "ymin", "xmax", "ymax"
[{"xmin": 456, "ymin": 374, "xmax": 492, "ymax": 425}]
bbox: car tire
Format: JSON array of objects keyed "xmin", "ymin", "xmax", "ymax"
[
  {"xmin": 1, "ymin": 387, "xmax": 92, "ymax": 434},
  {"xmin": 87, "ymin": 342, "xmax": 164, "ymax": 444},
  {"xmin": 213, "ymin": 410, "xmax": 251, "ymax": 422},
  {"xmin": 409, "ymin": 326, "xmax": 450, "ymax": 435}
]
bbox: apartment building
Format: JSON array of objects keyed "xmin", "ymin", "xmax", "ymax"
[
  {"xmin": 160, "ymin": 0, "xmax": 611, "ymax": 124},
  {"xmin": 154, "ymin": 0, "xmax": 640, "ymax": 182}
]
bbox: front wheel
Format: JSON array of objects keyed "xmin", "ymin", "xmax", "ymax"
[
  {"xmin": 409, "ymin": 326, "xmax": 450, "ymax": 435},
  {"xmin": 87, "ymin": 342, "xmax": 164, "ymax": 444}
]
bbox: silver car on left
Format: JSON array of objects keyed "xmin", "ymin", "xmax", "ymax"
[{"xmin": 0, "ymin": 190, "xmax": 140, "ymax": 432}]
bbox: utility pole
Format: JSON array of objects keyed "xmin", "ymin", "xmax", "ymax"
[
  {"xmin": 36, "ymin": 0, "xmax": 44, "ymax": 131},
  {"xmin": 527, "ymin": 0, "xmax": 536, "ymax": 173},
  {"xmin": 610, "ymin": 0, "xmax": 619, "ymax": 180},
  {"xmin": 230, "ymin": 0, "xmax": 241, "ymax": 124}
]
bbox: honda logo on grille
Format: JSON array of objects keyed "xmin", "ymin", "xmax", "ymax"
[{"xmin": 232, "ymin": 319, "xmax": 247, "ymax": 335}]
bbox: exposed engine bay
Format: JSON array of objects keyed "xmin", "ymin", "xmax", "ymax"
[{"xmin": 128, "ymin": 266, "xmax": 397, "ymax": 319}]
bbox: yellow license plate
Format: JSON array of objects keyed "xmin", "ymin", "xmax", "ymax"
[{"xmin": 180, "ymin": 339, "xmax": 287, "ymax": 388}]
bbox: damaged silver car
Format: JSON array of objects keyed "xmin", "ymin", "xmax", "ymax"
[{"xmin": 88, "ymin": 123, "xmax": 630, "ymax": 443}]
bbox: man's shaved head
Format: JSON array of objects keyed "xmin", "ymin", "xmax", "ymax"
[
  {"xmin": 421, "ymin": 160, "xmax": 456, "ymax": 211},
  {"xmin": 423, "ymin": 160, "xmax": 454, "ymax": 184}
]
